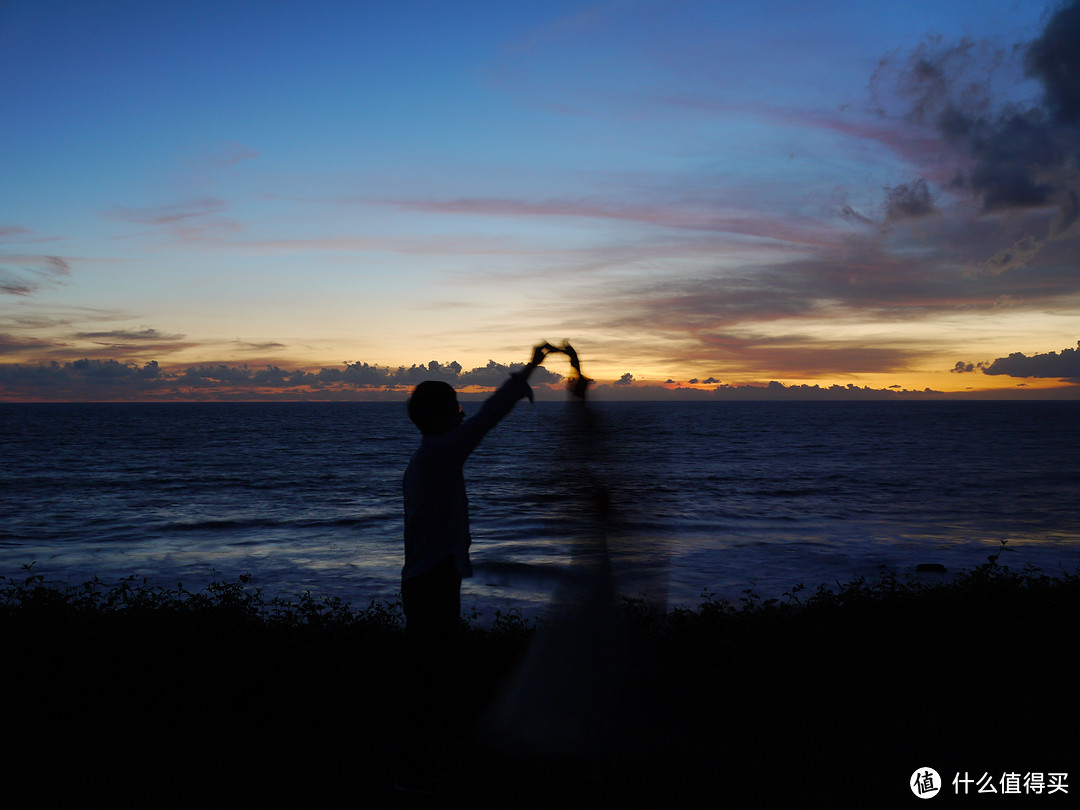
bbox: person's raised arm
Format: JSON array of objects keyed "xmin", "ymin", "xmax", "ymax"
[{"xmin": 447, "ymin": 343, "xmax": 554, "ymax": 459}]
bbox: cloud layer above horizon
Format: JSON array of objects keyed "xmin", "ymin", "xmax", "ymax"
[{"xmin": 2, "ymin": 0, "xmax": 1079, "ymax": 400}]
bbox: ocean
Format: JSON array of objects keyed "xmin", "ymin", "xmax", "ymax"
[{"xmin": 2, "ymin": 400, "xmax": 1079, "ymax": 620}]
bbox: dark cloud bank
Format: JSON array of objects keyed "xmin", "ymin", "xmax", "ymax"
[
  {"xmin": 870, "ymin": 0, "xmax": 1080, "ymax": 225},
  {"xmin": 954, "ymin": 339, "xmax": 1080, "ymax": 384},
  {"xmin": 2, "ymin": 342, "xmax": 1078, "ymax": 400},
  {"xmin": 0, "ymin": 358, "xmax": 567, "ymax": 401}
]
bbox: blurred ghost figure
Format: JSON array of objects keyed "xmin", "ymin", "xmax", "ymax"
[{"xmin": 481, "ymin": 343, "xmax": 641, "ymax": 778}]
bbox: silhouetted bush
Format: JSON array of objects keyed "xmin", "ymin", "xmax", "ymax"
[{"xmin": 2, "ymin": 546, "xmax": 1076, "ymax": 806}]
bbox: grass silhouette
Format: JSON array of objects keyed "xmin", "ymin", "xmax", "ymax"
[{"xmin": 2, "ymin": 544, "xmax": 1076, "ymax": 805}]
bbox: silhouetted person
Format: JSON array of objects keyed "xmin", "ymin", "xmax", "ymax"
[{"xmin": 395, "ymin": 342, "xmax": 553, "ymax": 794}]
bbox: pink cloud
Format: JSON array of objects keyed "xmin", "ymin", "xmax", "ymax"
[
  {"xmin": 654, "ymin": 92, "xmax": 953, "ymax": 175},
  {"xmin": 110, "ymin": 198, "xmax": 228, "ymax": 226},
  {"xmin": 205, "ymin": 142, "xmax": 260, "ymax": 168},
  {"xmin": 382, "ymin": 196, "xmax": 845, "ymax": 248},
  {"xmin": 0, "ymin": 226, "xmax": 65, "ymax": 245}
]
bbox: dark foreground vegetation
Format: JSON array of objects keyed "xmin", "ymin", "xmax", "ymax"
[{"xmin": 3, "ymin": 545, "xmax": 1077, "ymax": 807}]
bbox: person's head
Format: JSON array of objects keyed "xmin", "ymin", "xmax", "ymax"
[{"xmin": 407, "ymin": 380, "xmax": 464, "ymax": 436}]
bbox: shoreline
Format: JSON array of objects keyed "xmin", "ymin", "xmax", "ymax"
[{"xmin": 10, "ymin": 529, "xmax": 1080, "ymax": 631}]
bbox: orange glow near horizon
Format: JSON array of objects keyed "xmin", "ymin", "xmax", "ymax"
[{"xmin": 1, "ymin": 359, "xmax": 1076, "ymax": 402}]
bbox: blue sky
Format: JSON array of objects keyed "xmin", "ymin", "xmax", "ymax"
[{"xmin": 2, "ymin": 0, "xmax": 1079, "ymax": 399}]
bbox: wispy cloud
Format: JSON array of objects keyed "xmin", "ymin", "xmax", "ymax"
[
  {"xmin": 106, "ymin": 196, "xmax": 246, "ymax": 244},
  {"xmin": 0, "ymin": 333, "xmax": 68, "ymax": 356},
  {"xmin": 674, "ymin": 333, "xmax": 921, "ymax": 378},
  {"xmin": 232, "ymin": 339, "xmax": 288, "ymax": 352},
  {"xmin": 381, "ymin": 196, "xmax": 844, "ymax": 248},
  {"xmin": 652, "ymin": 94, "xmax": 953, "ymax": 173},
  {"xmin": 0, "ymin": 326, "xmax": 203, "ymax": 361},
  {"xmin": 0, "ymin": 225, "xmax": 64, "ymax": 245},
  {"xmin": 72, "ymin": 328, "xmax": 186, "ymax": 342},
  {"xmin": 560, "ymin": 208, "xmax": 1080, "ymax": 380},
  {"xmin": 110, "ymin": 197, "xmax": 228, "ymax": 226},
  {"xmin": 203, "ymin": 142, "xmax": 260, "ymax": 168},
  {"xmin": 0, "ymin": 255, "xmax": 70, "ymax": 296}
]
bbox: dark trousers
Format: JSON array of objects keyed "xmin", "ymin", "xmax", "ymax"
[
  {"xmin": 400, "ymin": 557, "xmax": 462, "ymax": 771},
  {"xmin": 402, "ymin": 556, "xmax": 462, "ymax": 648}
]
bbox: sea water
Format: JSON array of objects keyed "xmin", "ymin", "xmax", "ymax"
[{"xmin": 2, "ymin": 400, "xmax": 1079, "ymax": 620}]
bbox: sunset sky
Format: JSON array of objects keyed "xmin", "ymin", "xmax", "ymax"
[{"xmin": 3, "ymin": 0, "xmax": 1079, "ymax": 399}]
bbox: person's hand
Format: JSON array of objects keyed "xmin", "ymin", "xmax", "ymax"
[
  {"xmin": 531, "ymin": 342, "xmax": 557, "ymax": 366},
  {"xmin": 560, "ymin": 342, "xmax": 581, "ymax": 373}
]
